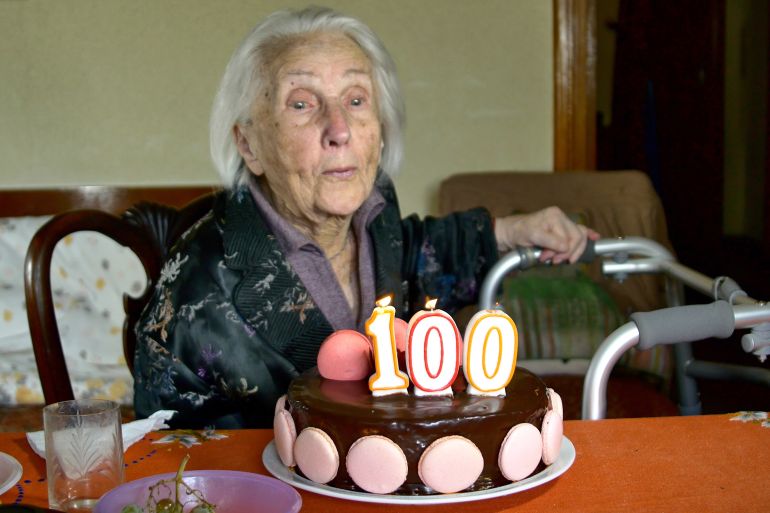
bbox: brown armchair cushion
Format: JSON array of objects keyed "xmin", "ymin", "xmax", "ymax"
[{"xmin": 438, "ymin": 170, "xmax": 672, "ymax": 316}]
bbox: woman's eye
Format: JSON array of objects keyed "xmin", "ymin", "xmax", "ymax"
[
  {"xmin": 292, "ymin": 101, "xmax": 308, "ymax": 110},
  {"xmin": 350, "ymin": 97, "xmax": 364, "ymax": 107}
]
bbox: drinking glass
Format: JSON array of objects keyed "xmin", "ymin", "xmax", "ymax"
[{"xmin": 43, "ymin": 399, "xmax": 124, "ymax": 512}]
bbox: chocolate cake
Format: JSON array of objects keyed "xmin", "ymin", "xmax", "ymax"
[{"xmin": 274, "ymin": 366, "xmax": 562, "ymax": 495}]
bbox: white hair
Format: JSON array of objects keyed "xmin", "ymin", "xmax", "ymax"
[{"xmin": 209, "ymin": 6, "xmax": 406, "ymax": 188}]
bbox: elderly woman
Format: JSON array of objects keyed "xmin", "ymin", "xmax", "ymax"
[{"xmin": 133, "ymin": 6, "xmax": 597, "ymax": 428}]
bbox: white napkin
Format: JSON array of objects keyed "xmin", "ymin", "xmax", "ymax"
[{"xmin": 26, "ymin": 410, "xmax": 176, "ymax": 459}]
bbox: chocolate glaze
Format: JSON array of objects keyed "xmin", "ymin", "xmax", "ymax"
[{"xmin": 286, "ymin": 367, "xmax": 549, "ymax": 495}]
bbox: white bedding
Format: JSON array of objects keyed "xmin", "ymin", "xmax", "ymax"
[{"xmin": 0, "ymin": 216, "xmax": 146, "ymax": 405}]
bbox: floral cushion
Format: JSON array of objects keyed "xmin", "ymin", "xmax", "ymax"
[{"xmin": 0, "ymin": 216, "xmax": 146, "ymax": 405}]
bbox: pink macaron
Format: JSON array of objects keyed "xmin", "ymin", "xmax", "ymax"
[
  {"xmin": 317, "ymin": 329, "xmax": 372, "ymax": 381},
  {"xmin": 294, "ymin": 427, "xmax": 340, "ymax": 484},
  {"xmin": 546, "ymin": 387, "xmax": 564, "ymax": 419},
  {"xmin": 273, "ymin": 408, "xmax": 297, "ymax": 467},
  {"xmin": 274, "ymin": 394, "xmax": 288, "ymax": 416},
  {"xmin": 346, "ymin": 435, "xmax": 408, "ymax": 494},
  {"xmin": 417, "ymin": 435, "xmax": 484, "ymax": 494},
  {"xmin": 541, "ymin": 410, "xmax": 563, "ymax": 465},
  {"xmin": 498, "ymin": 423, "xmax": 543, "ymax": 481}
]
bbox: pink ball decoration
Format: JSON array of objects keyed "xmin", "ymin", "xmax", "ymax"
[
  {"xmin": 317, "ymin": 330, "xmax": 372, "ymax": 381},
  {"xmin": 393, "ymin": 318, "xmax": 408, "ymax": 353}
]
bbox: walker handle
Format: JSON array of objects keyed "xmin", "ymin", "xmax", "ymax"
[
  {"xmin": 630, "ymin": 301, "xmax": 735, "ymax": 351},
  {"xmin": 577, "ymin": 238, "xmax": 596, "ymax": 264},
  {"xmin": 479, "ymin": 239, "xmax": 598, "ymax": 310}
]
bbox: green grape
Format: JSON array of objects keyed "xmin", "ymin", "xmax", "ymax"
[
  {"xmin": 121, "ymin": 505, "xmax": 143, "ymax": 513},
  {"xmin": 190, "ymin": 505, "xmax": 216, "ymax": 513},
  {"xmin": 154, "ymin": 498, "xmax": 181, "ymax": 513}
]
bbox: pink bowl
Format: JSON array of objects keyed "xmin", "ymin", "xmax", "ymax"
[{"xmin": 94, "ymin": 470, "xmax": 301, "ymax": 513}]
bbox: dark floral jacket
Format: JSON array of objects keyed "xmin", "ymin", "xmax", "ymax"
[{"xmin": 132, "ymin": 174, "xmax": 498, "ymax": 428}]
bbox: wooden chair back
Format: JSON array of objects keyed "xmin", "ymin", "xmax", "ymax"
[{"xmin": 17, "ymin": 186, "xmax": 217, "ymax": 404}]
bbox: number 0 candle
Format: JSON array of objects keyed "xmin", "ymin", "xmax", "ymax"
[
  {"xmin": 406, "ymin": 298, "xmax": 461, "ymax": 396},
  {"xmin": 366, "ymin": 295, "xmax": 410, "ymax": 396},
  {"xmin": 462, "ymin": 308, "xmax": 518, "ymax": 396}
]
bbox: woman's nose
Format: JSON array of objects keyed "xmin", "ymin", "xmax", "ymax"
[{"xmin": 322, "ymin": 103, "xmax": 351, "ymax": 148}]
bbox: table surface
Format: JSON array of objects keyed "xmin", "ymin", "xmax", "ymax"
[{"xmin": 0, "ymin": 413, "xmax": 768, "ymax": 512}]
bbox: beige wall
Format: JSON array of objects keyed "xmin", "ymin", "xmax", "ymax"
[{"xmin": 0, "ymin": 0, "xmax": 553, "ymax": 217}]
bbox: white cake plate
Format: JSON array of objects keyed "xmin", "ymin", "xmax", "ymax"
[{"xmin": 262, "ymin": 436, "xmax": 575, "ymax": 505}]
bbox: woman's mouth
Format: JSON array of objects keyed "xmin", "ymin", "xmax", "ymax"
[{"xmin": 322, "ymin": 167, "xmax": 356, "ymax": 179}]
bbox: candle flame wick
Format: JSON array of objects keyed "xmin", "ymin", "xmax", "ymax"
[
  {"xmin": 425, "ymin": 298, "xmax": 438, "ymax": 310},
  {"xmin": 376, "ymin": 295, "xmax": 393, "ymax": 308}
]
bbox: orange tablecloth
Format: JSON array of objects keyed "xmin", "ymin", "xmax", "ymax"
[{"xmin": 1, "ymin": 414, "xmax": 768, "ymax": 512}]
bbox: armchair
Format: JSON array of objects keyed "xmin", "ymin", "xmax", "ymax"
[{"xmin": 439, "ymin": 170, "xmax": 677, "ymax": 418}]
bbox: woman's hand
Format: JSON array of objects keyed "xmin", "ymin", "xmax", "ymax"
[{"xmin": 494, "ymin": 207, "xmax": 600, "ymax": 264}]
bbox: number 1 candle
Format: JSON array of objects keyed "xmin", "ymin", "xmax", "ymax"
[
  {"xmin": 462, "ymin": 308, "xmax": 518, "ymax": 396},
  {"xmin": 406, "ymin": 298, "xmax": 461, "ymax": 396},
  {"xmin": 366, "ymin": 295, "xmax": 410, "ymax": 396}
]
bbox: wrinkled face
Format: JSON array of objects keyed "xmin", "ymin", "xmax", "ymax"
[{"xmin": 235, "ymin": 32, "xmax": 382, "ymax": 226}]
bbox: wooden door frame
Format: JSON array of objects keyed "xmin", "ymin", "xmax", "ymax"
[
  {"xmin": 559, "ymin": 1, "xmax": 770, "ymax": 252},
  {"xmin": 554, "ymin": 0, "xmax": 597, "ymax": 171},
  {"xmin": 765, "ymin": 2, "xmax": 770, "ymax": 254}
]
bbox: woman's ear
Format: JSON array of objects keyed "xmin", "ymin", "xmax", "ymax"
[{"xmin": 233, "ymin": 125, "xmax": 264, "ymax": 176}]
